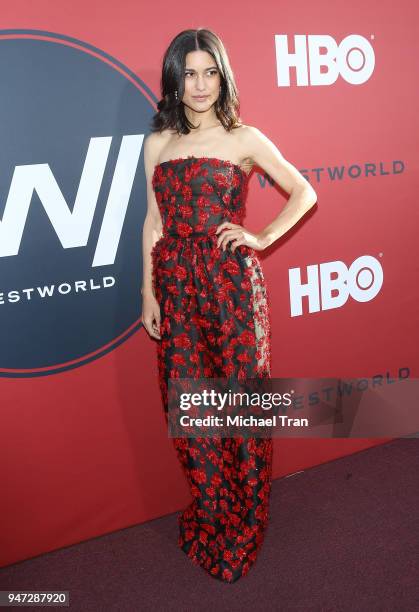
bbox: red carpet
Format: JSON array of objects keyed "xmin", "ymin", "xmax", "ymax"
[{"xmin": 1, "ymin": 438, "xmax": 417, "ymax": 611}]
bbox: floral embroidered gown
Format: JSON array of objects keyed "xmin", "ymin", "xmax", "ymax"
[{"xmin": 150, "ymin": 156, "xmax": 273, "ymax": 583}]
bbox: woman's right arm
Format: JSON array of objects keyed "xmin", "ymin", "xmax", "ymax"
[{"xmin": 141, "ymin": 133, "xmax": 163, "ymax": 340}]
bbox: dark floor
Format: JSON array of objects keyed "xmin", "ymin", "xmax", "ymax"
[{"xmin": 0, "ymin": 438, "xmax": 418, "ymax": 612}]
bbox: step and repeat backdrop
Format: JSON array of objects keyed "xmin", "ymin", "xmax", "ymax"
[{"xmin": 0, "ymin": 0, "xmax": 417, "ymax": 566}]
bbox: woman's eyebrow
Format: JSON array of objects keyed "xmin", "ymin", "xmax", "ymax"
[{"xmin": 185, "ymin": 66, "xmax": 218, "ymax": 71}]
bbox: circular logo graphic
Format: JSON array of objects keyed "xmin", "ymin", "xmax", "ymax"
[{"xmin": 0, "ymin": 29, "xmax": 157, "ymax": 376}]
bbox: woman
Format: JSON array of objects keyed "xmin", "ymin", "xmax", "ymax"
[{"xmin": 141, "ymin": 28, "xmax": 317, "ymax": 583}]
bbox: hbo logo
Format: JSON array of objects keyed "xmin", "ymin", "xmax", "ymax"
[
  {"xmin": 275, "ymin": 34, "xmax": 375, "ymax": 86},
  {"xmin": 289, "ymin": 255, "xmax": 383, "ymax": 317}
]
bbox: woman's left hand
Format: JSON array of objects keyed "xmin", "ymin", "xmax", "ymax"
[{"xmin": 215, "ymin": 222, "xmax": 266, "ymax": 252}]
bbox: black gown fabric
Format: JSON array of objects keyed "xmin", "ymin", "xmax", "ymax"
[{"xmin": 151, "ymin": 156, "xmax": 273, "ymax": 583}]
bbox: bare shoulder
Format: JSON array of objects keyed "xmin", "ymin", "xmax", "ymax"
[
  {"xmin": 237, "ymin": 124, "xmax": 274, "ymax": 156},
  {"xmin": 143, "ymin": 129, "xmax": 173, "ymax": 176},
  {"xmin": 237, "ymin": 124, "xmax": 316, "ymax": 197},
  {"xmin": 144, "ymin": 130, "xmax": 170, "ymax": 161},
  {"xmin": 233, "ymin": 123, "xmax": 255, "ymax": 174},
  {"xmin": 233, "ymin": 123, "xmax": 275, "ymax": 172},
  {"xmin": 238, "ymin": 123, "xmax": 288, "ymax": 166}
]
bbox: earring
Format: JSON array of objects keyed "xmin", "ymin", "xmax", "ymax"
[{"xmin": 175, "ymin": 90, "xmax": 178, "ymax": 100}]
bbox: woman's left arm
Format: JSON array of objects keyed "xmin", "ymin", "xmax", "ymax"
[
  {"xmin": 216, "ymin": 126, "xmax": 318, "ymax": 253},
  {"xmin": 247, "ymin": 125, "xmax": 318, "ymax": 249}
]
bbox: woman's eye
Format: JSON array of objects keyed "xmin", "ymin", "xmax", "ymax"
[{"xmin": 184, "ymin": 71, "xmax": 218, "ymax": 77}]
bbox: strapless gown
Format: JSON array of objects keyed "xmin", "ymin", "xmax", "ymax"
[{"xmin": 150, "ymin": 156, "xmax": 273, "ymax": 583}]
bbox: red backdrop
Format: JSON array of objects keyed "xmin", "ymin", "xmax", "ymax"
[{"xmin": 1, "ymin": 0, "xmax": 417, "ymax": 567}]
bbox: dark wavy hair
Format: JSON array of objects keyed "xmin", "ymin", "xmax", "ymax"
[{"xmin": 150, "ymin": 28, "xmax": 242, "ymax": 135}]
